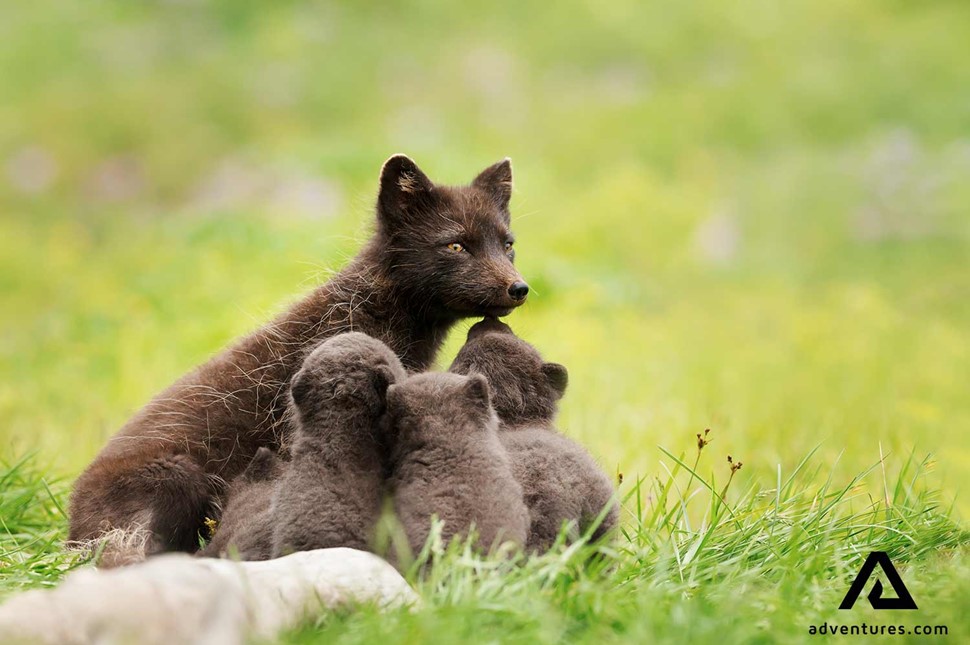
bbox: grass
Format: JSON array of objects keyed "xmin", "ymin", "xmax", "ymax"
[
  {"xmin": 1, "ymin": 0, "xmax": 969, "ymax": 641},
  {"xmin": 3, "ymin": 437, "xmax": 966, "ymax": 642},
  {"xmin": 0, "ymin": 456, "xmax": 84, "ymax": 589}
]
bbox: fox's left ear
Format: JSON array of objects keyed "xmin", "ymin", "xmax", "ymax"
[
  {"xmin": 541, "ymin": 362, "xmax": 568, "ymax": 398},
  {"xmin": 472, "ymin": 158, "xmax": 513, "ymax": 210}
]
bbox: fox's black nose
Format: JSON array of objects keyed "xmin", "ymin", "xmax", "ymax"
[{"xmin": 508, "ymin": 281, "xmax": 530, "ymax": 301}]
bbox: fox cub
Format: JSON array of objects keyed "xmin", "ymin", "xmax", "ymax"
[
  {"xmin": 198, "ymin": 447, "xmax": 280, "ymax": 561},
  {"xmin": 272, "ymin": 333, "xmax": 407, "ymax": 556},
  {"xmin": 384, "ymin": 372, "xmax": 529, "ymax": 558},
  {"xmin": 450, "ymin": 318, "xmax": 619, "ymax": 552}
]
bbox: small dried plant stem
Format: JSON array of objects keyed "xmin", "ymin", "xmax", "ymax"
[
  {"xmin": 683, "ymin": 429, "xmax": 712, "ymax": 501},
  {"xmin": 713, "ymin": 455, "xmax": 743, "ymax": 519}
]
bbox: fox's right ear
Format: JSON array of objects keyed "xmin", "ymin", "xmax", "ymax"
[
  {"xmin": 378, "ymin": 154, "xmax": 435, "ymax": 225},
  {"xmin": 472, "ymin": 157, "xmax": 513, "ymax": 211}
]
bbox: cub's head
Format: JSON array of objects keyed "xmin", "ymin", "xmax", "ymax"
[
  {"xmin": 386, "ymin": 372, "xmax": 495, "ymax": 439},
  {"xmin": 375, "ymin": 155, "xmax": 528, "ymax": 318},
  {"xmin": 449, "ymin": 318, "xmax": 568, "ymax": 426},
  {"xmin": 290, "ymin": 332, "xmax": 406, "ymax": 418}
]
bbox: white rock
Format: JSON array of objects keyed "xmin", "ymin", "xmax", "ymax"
[{"xmin": 0, "ymin": 548, "xmax": 418, "ymax": 645}]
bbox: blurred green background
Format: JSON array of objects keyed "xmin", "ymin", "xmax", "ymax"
[{"xmin": 1, "ymin": 0, "xmax": 967, "ymax": 511}]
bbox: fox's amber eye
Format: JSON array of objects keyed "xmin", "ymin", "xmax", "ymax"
[{"xmin": 447, "ymin": 242, "xmax": 464, "ymax": 253}]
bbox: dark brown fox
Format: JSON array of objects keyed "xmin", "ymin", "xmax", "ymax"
[
  {"xmin": 450, "ymin": 318, "xmax": 619, "ymax": 553},
  {"xmin": 69, "ymin": 155, "xmax": 529, "ymax": 564}
]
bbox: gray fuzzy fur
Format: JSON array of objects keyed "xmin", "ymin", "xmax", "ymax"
[
  {"xmin": 385, "ymin": 372, "xmax": 528, "ymax": 556},
  {"xmin": 198, "ymin": 447, "xmax": 280, "ymax": 561},
  {"xmin": 450, "ymin": 318, "xmax": 618, "ymax": 552},
  {"xmin": 271, "ymin": 332, "xmax": 406, "ymax": 556}
]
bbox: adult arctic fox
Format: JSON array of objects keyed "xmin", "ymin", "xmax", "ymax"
[{"xmin": 69, "ymin": 155, "xmax": 529, "ymax": 565}]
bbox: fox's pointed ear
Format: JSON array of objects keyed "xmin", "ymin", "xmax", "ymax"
[
  {"xmin": 378, "ymin": 154, "xmax": 435, "ymax": 225},
  {"xmin": 463, "ymin": 373, "xmax": 492, "ymax": 412},
  {"xmin": 541, "ymin": 362, "xmax": 568, "ymax": 398},
  {"xmin": 472, "ymin": 158, "xmax": 513, "ymax": 210}
]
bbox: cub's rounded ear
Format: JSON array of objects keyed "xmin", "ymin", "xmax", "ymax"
[
  {"xmin": 378, "ymin": 154, "xmax": 435, "ymax": 224},
  {"xmin": 385, "ymin": 383, "xmax": 404, "ymax": 416},
  {"xmin": 464, "ymin": 373, "xmax": 492, "ymax": 412},
  {"xmin": 242, "ymin": 447, "xmax": 279, "ymax": 482},
  {"xmin": 541, "ymin": 362, "xmax": 568, "ymax": 398},
  {"xmin": 372, "ymin": 364, "xmax": 399, "ymax": 398},
  {"xmin": 472, "ymin": 157, "xmax": 513, "ymax": 211},
  {"xmin": 289, "ymin": 368, "xmax": 311, "ymax": 408}
]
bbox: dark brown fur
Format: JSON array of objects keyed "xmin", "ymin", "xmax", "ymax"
[
  {"xmin": 450, "ymin": 319, "xmax": 619, "ymax": 552},
  {"xmin": 271, "ymin": 332, "xmax": 406, "ymax": 555},
  {"xmin": 198, "ymin": 447, "xmax": 281, "ymax": 561},
  {"xmin": 385, "ymin": 372, "xmax": 529, "ymax": 557},
  {"xmin": 69, "ymin": 155, "xmax": 528, "ymax": 561}
]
